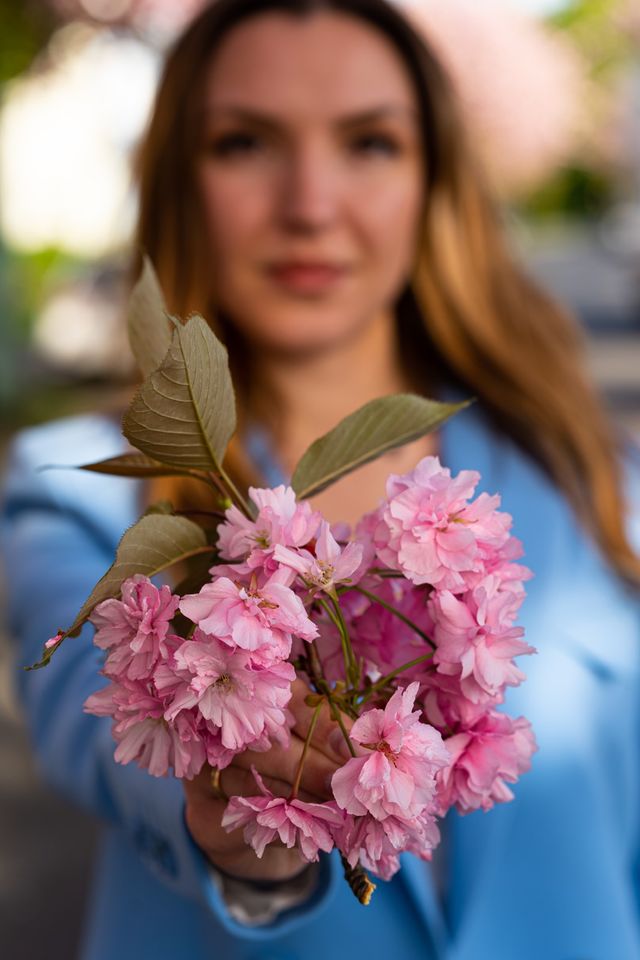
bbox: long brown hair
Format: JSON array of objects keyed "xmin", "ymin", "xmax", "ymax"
[{"xmin": 133, "ymin": 0, "xmax": 640, "ymax": 584}]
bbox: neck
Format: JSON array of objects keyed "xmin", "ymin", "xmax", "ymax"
[{"xmin": 245, "ymin": 310, "xmax": 411, "ymax": 474}]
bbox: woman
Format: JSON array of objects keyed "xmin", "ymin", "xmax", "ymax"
[{"xmin": 3, "ymin": 1, "xmax": 640, "ymax": 958}]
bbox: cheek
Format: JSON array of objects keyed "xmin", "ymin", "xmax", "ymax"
[
  {"xmin": 353, "ymin": 172, "xmax": 423, "ymax": 282},
  {"xmin": 198, "ymin": 169, "xmax": 272, "ymax": 273}
]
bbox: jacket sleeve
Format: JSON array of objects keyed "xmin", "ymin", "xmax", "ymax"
[{"xmin": 0, "ymin": 415, "xmax": 338, "ymax": 941}]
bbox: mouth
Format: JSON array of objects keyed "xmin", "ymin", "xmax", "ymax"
[{"xmin": 265, "ymin": 261, "xmax": 351, "ymax": 296}]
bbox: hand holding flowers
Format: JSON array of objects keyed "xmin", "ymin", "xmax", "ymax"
[{"xmin": 183, "ymin": 679, "xmax": 352, "ymax": 885}]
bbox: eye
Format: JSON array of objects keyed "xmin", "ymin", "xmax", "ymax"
[
  {"xmin": 205, "ymin": 131, "xmax": 263, "ymax": 158},
  {"xmin": 350, "ymin": 132, "xmax": 401, "ymax": 157}
]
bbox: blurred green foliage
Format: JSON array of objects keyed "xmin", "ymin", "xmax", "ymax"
[
  {"xmin": 0, "ymin": 1, "xmax": 57, "ymax": 86},
  {"xmin": 1, "ymin": 243, "xmax": 82, "ymax": 341},
  {"xmin": 0, "ymin": 0, "xmax": 74, "ymax": 341},
  {"xmin": 0, "ymin": 3, "xmax": 111, "ymax": 424},
  {"xmin": 522, "ymin": 165, "xmax": 616, "ymax": 220},
  {"xmin": 549, "ymin": 0, "xmax": 634, "ymax": 78},
  {"xmin": 0, "ymin": 242, "xmax": 92, "ymax": 422},
  {"xmin": 523, "ymin": 0, "xmax": 637, "ymax": 221}
]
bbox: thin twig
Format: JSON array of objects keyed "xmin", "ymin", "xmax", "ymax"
[
  {"xmin": 359, "ymin": 653, "xmax": 434, "ymax": 704},
  {"xmin": 352, "ymin": 585, "xmax": 435, "ymax": 649},
  {"xmin": 218, "ymin": 464, "xmax": 254, "ymax": 519},
  {"xmin": 290, "ymin": 702, "xmax": 323, "ymax": 798},
  {"xmin": 326, "ymin": 696, "xmax": 357, "ymax": 757}
]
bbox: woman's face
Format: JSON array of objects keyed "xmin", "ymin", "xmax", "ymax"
[{"xmin": 197, "ymin": 10, "xmax": 424, "ymax": 357}]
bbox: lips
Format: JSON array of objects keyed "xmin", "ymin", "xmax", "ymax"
[{"xmin": 267, "ymin": 261, "xmax": 350, "ymax": 294}]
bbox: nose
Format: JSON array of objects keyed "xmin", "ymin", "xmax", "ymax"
[{"xmin": 278, "ymin": 141, "xmax": 340, "ymax": 234}]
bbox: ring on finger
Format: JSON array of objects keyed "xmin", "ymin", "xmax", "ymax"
[{"xmin": 210, "ymin": 767, "xmax": 228, "ymax": 800}]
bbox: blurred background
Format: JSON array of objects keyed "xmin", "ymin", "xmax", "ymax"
[{"xmin": 0, "ymin": 0, "xmax": 638, "ymax": 956}]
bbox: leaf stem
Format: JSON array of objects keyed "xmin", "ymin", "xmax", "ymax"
[
  {"xmin": 326, "ymin": 696, "xmax": 357, "ymax": 757},
  {"xmin": 184, "ymin": 470, "xmax": 223, "ymax": 488},
  {"xmin": 205, "ymin": 471, "xmax": 230, "ymax": 502},
  {"xmin": 316, "ymin": 596, "xmax": 358, "ymax": 689},
  {"xmin": 169, "ymin": 545, "xmax": 217, "ymax": 564},
  {"xmin": 307, "ymin": 642, "xmax": 324, "ymax": 690},
  {"xmin": 330, "ymin": 595, "xmax": 359, "ymax": 684},
  {"xmin": 290, "ymin": 702, "xmax": 323, "ymax": 799},
  {"xmin": 359, "ymin": 653, "xmax": 434, "ymax": 704},
  {"xmin": 365, "ymin": 568, "xmax": 405, "ymax": 579},
  {"xmin": 218, "ymin": 464, "xmax": 255, "ymax": 519},
  {"xmin": 352, "ymin": 585, "xmax": 435, "ymax": 650},
  {"xmin": 175, "ymin": 508, "xmax": 227, "ymax": 521}
]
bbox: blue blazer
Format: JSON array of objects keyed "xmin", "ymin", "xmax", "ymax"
[{"xmin": 2, "ymin": 405, "xmax": 640, "ymax": 960}]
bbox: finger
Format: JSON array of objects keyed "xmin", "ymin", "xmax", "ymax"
[
  {"xmin": 233, "ymin": 739, "xmax": 337, "ymax": 801},
  {"xmin": 182, "ymin": 763, "xmax": 284, "ymax": 804},
  {"xmin": 183, "ymin": 767, "xmax": 277, "ymax": 858},
  {"xmin": 182, "ymin": 774, "xmax": 237, "ymax": 855},
  {"xmin": 302, "ymin": 702, "xmax": 355, "ymax": 764},
  {"xmin": 182, "ymin": 770, "xmax": 312, "ymax": 880},
  {"xmin": 288, "ymin": 681, "xmax": 355, "ymax": 765},
  {"xmin": 216, "ymin": 764, "xmax": 290, "ymax": 799},
  {"xmin": 183, "ymin": 764, "xmax": 220, "ymax": 800}
]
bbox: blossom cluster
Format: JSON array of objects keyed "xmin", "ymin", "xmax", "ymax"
[
  {"xmin": 84, "ymin": 571, "xmax": 315, "ymax": 776},
  {"xmin": 84, "ymin": 455, "xmax": 537, "ymax": 883}
]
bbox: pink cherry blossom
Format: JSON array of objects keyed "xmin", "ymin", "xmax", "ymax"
[
  {"xmin": 77, "ymin": 446, "xmax": 538, "ymax": 890},
  {"xmin": 90, "ymin": 575, "xmax": 179, "ymax": 681},
  {"xmin": 222, "ymin": 768, "xmax": 344, "ymax": 861},
  {"xmin": 408, "ymin": 0, "xmax": 587, "ymax": 197},
  {"xmin": 216, "ymin": 485, "xmax": 321, "ymax": 574},
  {"xmin": 336, "ymin": 809, "xmax": 441, "ymax": 881},
  {"xmin": 436, "ymin": 711, "xmax": 537, "ymax": 814},
  {"xmin": 179, "ymin": 574, "xmax": 317, "ymax": 664},
  {"xmin": 273, "ymin": 520, "xmax": 363, "ymax": 594},
  {"xmin": 201, "ymin": 729, "xmax": 239, "ymax": 771},
  {"xmin": 306, "ymin": 615, "xmax": 345, "ymax": 684},
  {"xmin": 331, "ymin": 683, "xmax": 450, "ymax": 821},
  {"xmin": 336, "ymin": 813, "xmax": 403, "ymax": 881},
  {"xmin": 164, "ymin": 632, "xmax": 295, "ymax": 752},
  {"xmin": 374, "ymin": 456, "xmax": 512, "ymax": 592},
  {"xmin": 420, "ymin": 669, "xmax": 497, "ymax": 730},
  {"xmin": 342, "ymin": 578, "xmax": 434, "ymax": 682},
  {"xmin": 114, "ymin": 711, "xmax": 206, "ymax": 779},
  {"xmin": 429, "ymin": 575, "xmax": 535, "ymax": 703},
  {"xmin": 464, "ymin": 533, "xmax": 533, "ymax": 594},
  {"xmin": 354, "ymin": 507, "xmax": 383, "ymax": 575},
  {"xmin": 45, "ymin": 630, "xmax": 64, "ymax": 649},
  {"xmin": 330, "ymin": 520, "xmax": 352, "ymax": 542},
  {"xmin": 84, "ymin": 679, "xmax": 206, "ymax": 778}
]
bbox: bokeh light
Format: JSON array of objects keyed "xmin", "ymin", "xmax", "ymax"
[{"xmin": 0, "ymin": 24, "xmax": 157, "ymax": 256}]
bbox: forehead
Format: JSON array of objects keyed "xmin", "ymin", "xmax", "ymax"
[{"xmin": 203, "ymin": 10, "xmax": 418, "ymax": 119}]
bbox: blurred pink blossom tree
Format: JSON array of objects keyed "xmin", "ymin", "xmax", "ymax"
[
  {"xmin": 48, "ymin": 0, "xmax": 205, "ymax": 35},
  {"xmin": 404, "ymin": 0, "xmax": 589, "ymax": 197}
]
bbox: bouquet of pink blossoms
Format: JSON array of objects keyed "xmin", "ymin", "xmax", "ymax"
[{"xmin": 37, "ymin": 262, "xmax": 537, "ymax": 903}]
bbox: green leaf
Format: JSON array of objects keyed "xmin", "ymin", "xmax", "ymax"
[
  {"xmin": 26, "ymin": 514, "xmax": 211, "ymax": 670},
  {"xmin": 122, "ymin": 314, "xmax": 237, "ymax": 471},
  {"xmin": 127, "ymin": 256, "xmax": 174, "ymax": 378},
  {"xmin": 173, "ymin": 549, "xmax": 218, "ymax": 599},
  {"xmin": 78, "ymin": 453, "xmax": 209, "ymax": 483},
  {"xmin": 291, "ymin": 394, "xmax": 472, "ymax": 500}
]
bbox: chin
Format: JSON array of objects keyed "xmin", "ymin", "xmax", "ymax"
[
  {"xmin": 228, "ymin": 303, "xmax": 371, "ymax": 358},
  {"xmin": 250, "ymin": 328, "xmax": 355, "ymax": 359}
]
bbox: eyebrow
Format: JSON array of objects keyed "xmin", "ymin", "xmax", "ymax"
[{"xmin": 203, "ymin": 104, "xmax": 418, "ymax": 127}]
